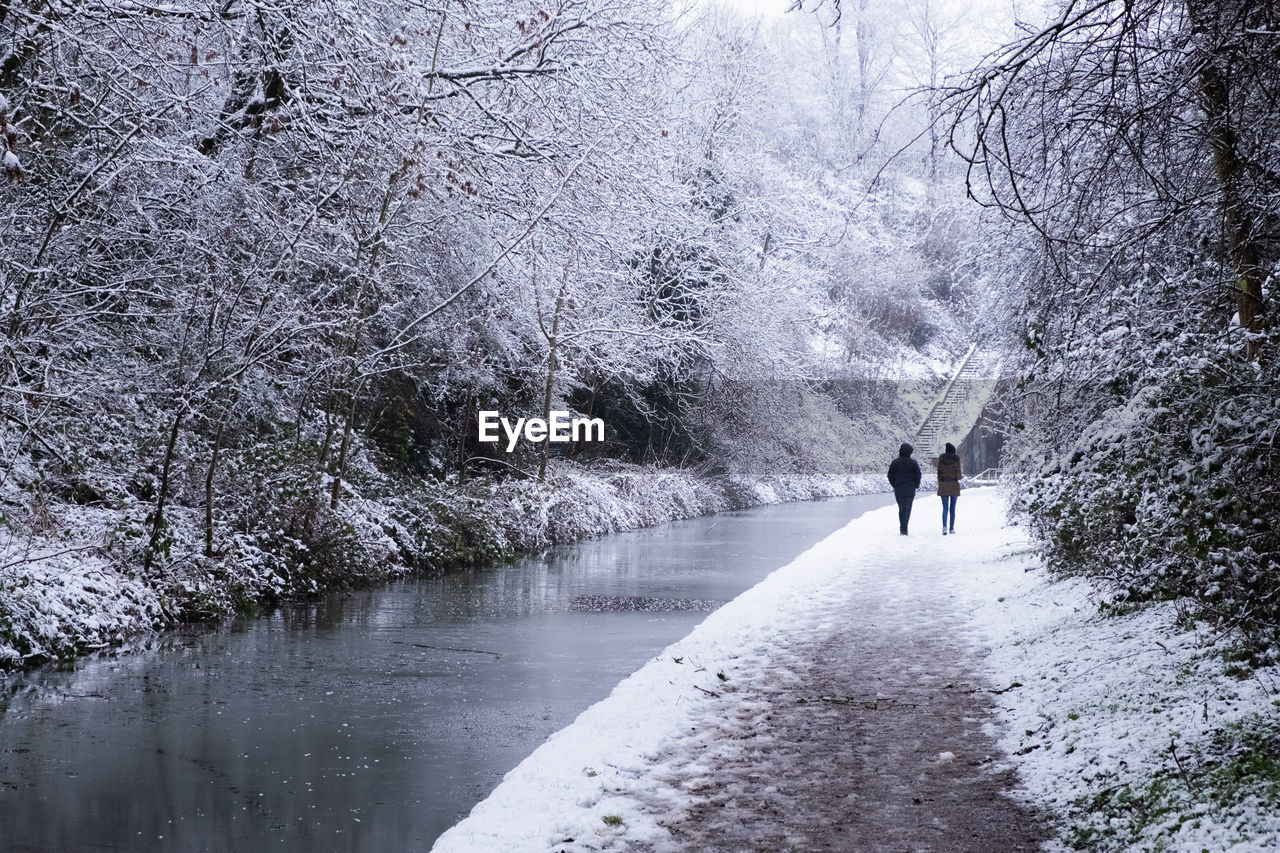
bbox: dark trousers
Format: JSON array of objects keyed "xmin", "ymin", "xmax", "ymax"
[
  {"xmin": 895, "ymin": 491, "xmax": 914, "ymax": 533},
  {"xmin": 941, "ymin": 495, "xmax": 957, "ymax": 530}
]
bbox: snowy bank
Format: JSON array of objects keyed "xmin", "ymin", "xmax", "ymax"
[
  {"xmin": 434, "ymin": 491, "xmax": 1280, "ymax": 852},
  {"xmin": 958, "ymin": 506, "xmax": 1280, "ymax": 851}
]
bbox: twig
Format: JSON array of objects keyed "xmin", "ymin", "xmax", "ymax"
[
  {"xmin": 1253, "ymin": 670, "xmax": 1278, "ymax": 697},
  {"xmin": 1169, "ymin": 739, "xmax": 1196, "ymax": 792},
  {"xmin": 1059, "ymin": 648, "xmax": 1163, "ymax": 684},
  {"xmin": 386, "ymin": 640, "xmax": 502, "ymax": 660},
  {"xmin": 0, "ymin": 543, "xmax": 102, "ymax": 573}
]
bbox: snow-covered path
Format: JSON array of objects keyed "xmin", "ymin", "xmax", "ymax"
[
  {"xmin": 624, "ymin": 546, "xmax": 1043, "ymax": 852},
  {"xmin": 434, "ymin": 491, "xmax": 1042, "ymax": 851}
]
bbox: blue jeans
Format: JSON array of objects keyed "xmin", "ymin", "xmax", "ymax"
[{"xmin": 941, "ymin": 495, "xmax": 957, "ymax": 530}]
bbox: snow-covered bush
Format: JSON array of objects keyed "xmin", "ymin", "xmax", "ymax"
[
  {"xmin": 378, "ymin": 481, "xmax": 516, "ymax": 572},
  {"xmin": 1014, "ymin": 323, "xmax": 1280, "ymax": 651},
  {"xmin": 487, "ymin": 462, "xmax": 730, "ymax": 551},
  {"xmin": 0, "ymin": 551, "xmax": 164, "ymax": 665}
]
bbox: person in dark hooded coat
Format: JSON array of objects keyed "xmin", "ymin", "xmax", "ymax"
[
  {"xmin": 936, "ymin": 441, "xmax": 962, "ymax": 535},
  {"xmin": 887, "ymin": 443, "xmax": 922, "ymax": 535}
]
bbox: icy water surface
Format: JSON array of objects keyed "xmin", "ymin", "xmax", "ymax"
[{"xmin": 0, "ymin": 493, "xmax": 889, "ymax": 852}]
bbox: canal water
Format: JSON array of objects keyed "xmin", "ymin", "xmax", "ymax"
[{"xmin": 0, "ymin": 492, "xmax": 889, "ymax": 852}]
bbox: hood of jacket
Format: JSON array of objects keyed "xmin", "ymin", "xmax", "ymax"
[{"xmin": 898, "ymin": 443, "xmax": 914, "ymax": 457}]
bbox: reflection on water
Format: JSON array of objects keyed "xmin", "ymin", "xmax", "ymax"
[{"xmin": 0, "ymin": 493, "xmax": 888, "ymax": 852}]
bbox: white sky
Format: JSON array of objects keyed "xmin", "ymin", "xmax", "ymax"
[
  {"xmin": 716, "ymin": 0, "xmax": 791, "ymax": 19},
  {"xmin": 712, "ymin": 0, "xmax": 1026, "ymax": 62}
]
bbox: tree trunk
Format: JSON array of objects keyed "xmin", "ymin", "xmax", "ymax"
[
  {"xmin": 538, "ymin": 283, "xmax": 567, "ymax": 482},
  {"xmin": 1186, "ymin": 0, "xmax": 1265, "ymax": 342},
  {"xmin": 330, "ymin": 395, "xmax": 357, "ymax": 511},
  {"xmin": 204, "ymin": 419, "xmax": 227, "ymax": 558},
  {"xmin": 144, "ymin": 404, "xmax": 187, "ymax": 576},
  {"xmin": 854, "ymin": 0, "xmax": 872, "ymax": 135},
  {"xmin": 457, "ymin": 390, "xmax": 471, "ymax": 485}
]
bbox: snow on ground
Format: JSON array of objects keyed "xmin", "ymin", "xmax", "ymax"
[
  {"xmin": 958, "ymin": 504, "xmax": 1280, "ymax": 852},
  {"xmin": 433, "ymin": 489, "xmax": 1280, "ymax": 853}
]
